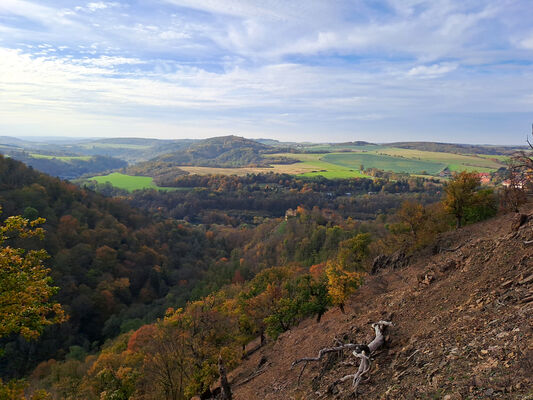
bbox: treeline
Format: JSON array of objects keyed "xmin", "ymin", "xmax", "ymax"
[
  {"xmin": 123, "ymin": 161, "xmax": 188, "ymax": 183},
  {"xmin": 125, "ymin": 173, "xmax": 443, "ymax": 224}
]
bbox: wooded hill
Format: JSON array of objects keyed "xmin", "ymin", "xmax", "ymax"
[
  {"xmin": 4, "ymin": 152, "xmax": 126, "ymax": 180},
  {"xmin": 0, "ymin": 155, "xmax": 235, "ymax": 376},
  {"xmin": 152, "ymin": 135, "xmax": 297, "ymax": 168}
]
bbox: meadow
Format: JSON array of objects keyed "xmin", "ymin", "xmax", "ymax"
[
  {"xmin": 30, "ymin": 153, "xmax": 92, "ymax": 161},
  {"xmin": 89, "ymin": 172, "xmax": 176, "ymax": 191}
]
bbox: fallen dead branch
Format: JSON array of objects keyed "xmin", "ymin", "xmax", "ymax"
[
  {"xmin": 292, "ymin": 320, "xmax": 393, "ymax": 395},
  {"xmin": 232, "ymin": 367, "xmax": 268, "ymax": 388}
]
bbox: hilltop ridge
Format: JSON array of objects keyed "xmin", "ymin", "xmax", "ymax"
[
  {"xmin": 229, "ymin": 205, "xmax": 533, "ymax": 399},
  {"xmin": 153, "ymin": 135, "xmax": 296, "ymax": 168}
]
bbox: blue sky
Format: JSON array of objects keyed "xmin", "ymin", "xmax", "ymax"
[{"xmin": 0, "ymin": 0, "xmax": 532, "ymax": 144}]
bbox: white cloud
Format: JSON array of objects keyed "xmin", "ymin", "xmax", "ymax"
[
  {"xmin": 74, "ymin": 2, "xmax": 120, "ymax": 13},
  {"xmin": 0, "ymin": 0, "xmax": 73, "ymax": 26},
  {"xmin": 162, "ymin": 0, "xmax": 287, "ymax": 20},
  {"xmin": 87, "ymin": 2, "xmax": 109, "ymax": 11},
  {"xmin": 159, "ymin": 30, "xmax": 191, "ymax": 40},
  {"xmin": 407, "ymin": 63, "xmax": 458, "ymax": 77},
  {"xmin": 519, "ymin": 34, "xmax": 533, "ymax": 50},
  {"xmin": 0, "ymin": 1, "xmax": 532, "ymax": 142}
]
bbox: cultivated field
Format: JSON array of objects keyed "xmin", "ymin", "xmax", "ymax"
[
  {"xmin": 321, "ymin": 152, "xmax": 445, "ymax": 175},
  {"xmin": 89, "ymin": 172, "xmax": 175, "ymax": 191},
  {"xmin": 370, "ymin": 148, "xmax": 506, "ymax": 172},
  {"xmin": 178, "ymin": 154, "xmax": 367, "ymax": 178}
]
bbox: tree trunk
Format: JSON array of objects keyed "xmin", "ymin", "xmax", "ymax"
[
  {"xmin": 218, "ymin": 356, "xmax": 232, "ymax": 400},
  {"xmin": 316, "ymin": 311, "xmax": 323, "ymax": 323}
]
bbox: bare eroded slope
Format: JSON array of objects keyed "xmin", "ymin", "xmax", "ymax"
[{"xmin": 228, "ymin": 205, "xmax": 533, "ymax": 399}]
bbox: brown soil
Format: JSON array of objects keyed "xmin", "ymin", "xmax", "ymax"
[{"xmin": 228, "ymin": 204, "xmax": 533, "ymax": 399}]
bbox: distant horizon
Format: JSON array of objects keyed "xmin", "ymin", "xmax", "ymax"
[
  {"xmin": 1, "ymin": 1, "xmax": 532, "ymax": 145},
  {"xmin": 4, "ymin": 133, "xmax": 529, "ymax": 147}
]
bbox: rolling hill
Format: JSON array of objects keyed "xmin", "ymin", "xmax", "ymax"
[
  {"xmin": 154, "ymin": 135, "xmax": 296, "ymax": 167},
  {"xmin": 0, "ymin": 155, "xmax": 235, "ymax": 377}
]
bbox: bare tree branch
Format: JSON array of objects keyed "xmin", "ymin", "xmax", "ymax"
[{"xmin": 292, "ymin": 320, "xmax": 393, "ymax": 395}]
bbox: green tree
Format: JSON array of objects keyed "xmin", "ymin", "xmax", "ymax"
[{"xmin": 0, "ymin": 211, "xmax": 66, "ymax": 340}]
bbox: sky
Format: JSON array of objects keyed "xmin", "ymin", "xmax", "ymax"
[{"xmin": 0, "ymin": 0, "xmax": 532, "ymax": 144}]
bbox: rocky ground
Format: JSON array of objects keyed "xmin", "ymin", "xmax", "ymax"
[{"xmin": 227, "ymin": 204, "xmax": 533, "ymax": 399}]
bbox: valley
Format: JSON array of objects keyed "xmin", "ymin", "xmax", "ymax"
[
  {"xmin": 0, "ymin": 136, "xmax": 530, "ymax": 399},
  {"xmin": 2, "ymin": 2, "xmax": 532, "ymax": 399}
]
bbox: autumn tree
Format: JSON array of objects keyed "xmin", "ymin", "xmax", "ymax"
[
  {"xmin": 325, "ymin": 233, "xmax": 370, "ymax": 313},
  {"xmin": 0, "ymin": 211, "xmax": 66, "ymax": 341},
  {"xmin": 141, "ymin": 317, "xmax": 190, "ymax": 400},
  {"xmin": 336, "ymin": 233, "xmax": 371, "ymax": 270},
  {"xmin": 386, "ymin": 201, "xmax": 450, "ymax": 253},
  {"xmin": 444, "ymin": 171, "xmax": 498, "ymax": 228},
  {"xmin": 325, "ymin": 260, "xmax": 362, "ymax": 313},
  {"xmin": 443, "ymin": 171, "xmax": 480, "ymax": 228}
]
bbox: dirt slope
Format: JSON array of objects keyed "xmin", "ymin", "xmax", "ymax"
[{"xmin": 229, "ymin": 205, "xmax": 533, "ymax": 399}]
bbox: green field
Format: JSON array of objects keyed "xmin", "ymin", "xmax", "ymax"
[
  {"xmin": 371, "ymin": 148, "xmax": 505, "ymax": 173},
  {"xmin": 30, "ymin": 153, "xmax": 92, "ymax": 161},
  {"xmin": 267, "ymin": 147, "xmax": 507, "ymax": 178},
  {"xmin": 264, "ymin": 153, "xmax": 369, "ymax": 178},
  {"xmin": 89, "ymin": 173, "xmax": 175, "ymax": 191},
  {"xmin": 322, "ymin": 153, "xmax": 446, "ymax": 175}
]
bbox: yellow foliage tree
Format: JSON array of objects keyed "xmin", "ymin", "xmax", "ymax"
[
  {"xmin": 0, "ymin": 212, "xmax": 66, "ymax": 340},
  {"xmin": 325, "ymin": 261, "xmax": 362, "ymax": 313}
]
